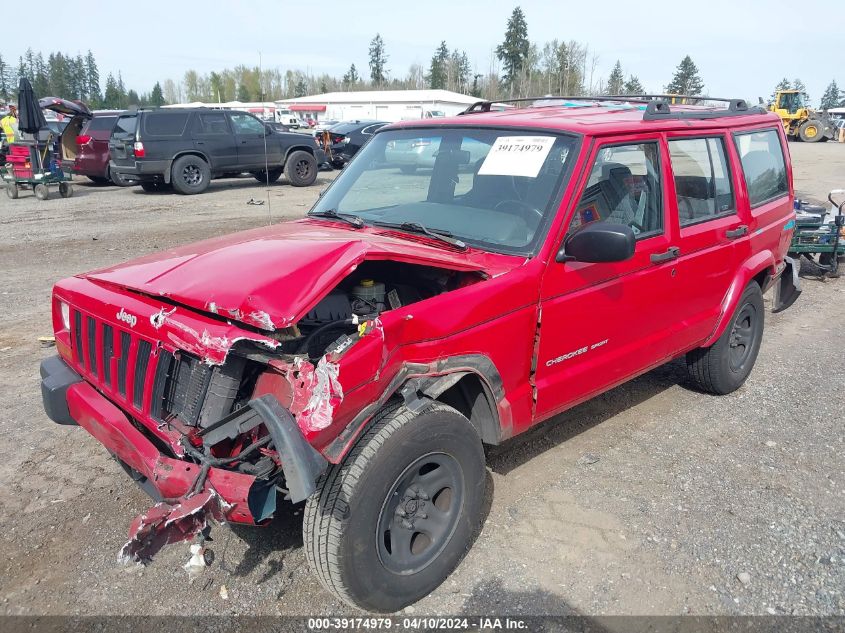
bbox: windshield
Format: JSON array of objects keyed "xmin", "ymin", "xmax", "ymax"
[{"xmin": 311, "ymin": 127, "xmax": 577, "ymax": 255}]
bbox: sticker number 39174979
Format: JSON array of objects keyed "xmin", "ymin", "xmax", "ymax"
[{"xmin": 477, "ymin": 136, "xmax": 555, "ymax": 178}]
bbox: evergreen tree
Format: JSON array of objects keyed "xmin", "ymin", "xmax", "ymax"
[
  {"xmin": 771, "ymin": 77, "xmax": 791, "ymax": 104},
  {"xmin": 623, "ymin": 75, "xmax": 645, "ymax": 95},
  {"xmin": 342, "ymin": 63, "xmax": 359, "ymax": 88},
  {"xmin": 368, "ymin": 33, "xmax": 388, "ymax": 86},
  {"xmin": 792, "ymin": 78, "xmax": 809, "ymax": 104},
  {"xmin": 428, "ymin": 41, "xmax": 449, "ymax": 90},
  {"xmin": 607, "ymin": 60, "xmax": 624, "ymax": 95},
  {"xmin": 820, "ymin": 80, "xmax": 840, "ymax": 110},
  {"xmin": 495, "ymin": 6, "xmax": 530, "ymax": 94},
  {"xmin": 470, "ymin": 73, "xmax": 482, "ymax": 98},
  {"xmin": 0, "ymin": 54, "xmax": 11, "ymax": 102},
  {"xmin": 85, "ymin": 51, "xmax": 101, "ymax": 106},
  {"xmin": 126, "ymin": 89, "xmax": 140, "ymax": 106},
  {"xmin": 150, "ymin": 81, "xmax": 165, "ymax": 106},
  {"xmin": 451, "ymin": 50, "xmax": 471, "ymax": 93},
  {"xmin": 103, "ymin": 73, "xmax": 122, "ymax": 108},
  {"xmin": 32, "ymin": 52, "xmax": 49, "ymax": 97},
  {"xmin": 665, "ymin": 55, "xmax": 704, "ymax": 96}
]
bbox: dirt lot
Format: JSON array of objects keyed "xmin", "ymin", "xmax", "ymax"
[{"xmin": 0, "ymin": 143, "xmax": 843, "ymax": 617}]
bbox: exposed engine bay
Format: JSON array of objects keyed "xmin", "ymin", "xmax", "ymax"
[
  {"xmin": 274, "ymin": 260, "xmax": 484, "ymax": 361},
  {"xmin": 125, "ymin": 260, "xmax": 486, "ymax": 548}
]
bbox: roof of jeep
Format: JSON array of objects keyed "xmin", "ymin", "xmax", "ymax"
[{"xmin": 387, "ymin": 103, "xmax": 781, "ymax": 136}]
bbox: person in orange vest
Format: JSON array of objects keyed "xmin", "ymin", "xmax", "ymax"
[{"xmin": 1, "ymin": 105, "xmax": 18, "ymax": 144}]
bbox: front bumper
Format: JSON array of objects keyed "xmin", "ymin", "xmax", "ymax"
[{"xmin": 40, "ymin": 356, "xmax": 327, "ymax": 524}]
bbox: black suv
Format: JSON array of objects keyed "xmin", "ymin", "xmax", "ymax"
[{"xmin": 109, "ymin": 108, "xmax": 324, "ymax": 194}]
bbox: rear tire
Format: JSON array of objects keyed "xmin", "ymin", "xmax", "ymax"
[
  {"xmin": 686, "ymin": 282, "xmax": 764, "ymax": 394},
  {"xmin": 251, "ymin": 167, "xmax": 283, "ymax": 184},
  {"xmin": 34, "ymin": 183, "xmax": 49, "ymax": 200},
  {"xmin": 284, "ymin": 150, "xmax": 317, "ymax": 186},
  {"xmin": 5, "ymin": 183, "xmax": 18, "ymax": 199},
  {"xmin": 59, "ymin": 182, "xmax": 73, "ymax": 198},
  {"xmin": 170, "ymin": 155, "xmax": 210, "ymax": 194},
  {"xmin": 799, "ymin": 120, "xmax": 824, "ymax": 143},
  {"xmin": 304, "ymin": 401, "xmax": 485, "ymax": 613}
]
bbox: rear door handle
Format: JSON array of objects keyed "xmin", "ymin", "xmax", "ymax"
[
  {"xmin": 195, "ymin": 141, "xmax": 205, "ymax": 145},
  {"xmin": 650, "ymin": 246, "xmax": 681, "ymax": 263},
  {"xmin": 726, "ymin": 225, "xmax": 748, "ymax": 239}
]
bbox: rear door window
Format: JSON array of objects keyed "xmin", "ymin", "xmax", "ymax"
[
  {"xmin": 143, "ymin": 112, "xmax": 190, "ymax": 137},
  {"xmin": 733, "ymin": 129, "xmax": 788, "ymax": 207},
  {"xmin": 668, "ymin": 137, "xmax": 734, "ymax": 226}
]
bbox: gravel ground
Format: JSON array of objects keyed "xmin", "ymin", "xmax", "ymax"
[{"xmin": 0, "ymin": 143, "xmax": 843, "ymax": 617}]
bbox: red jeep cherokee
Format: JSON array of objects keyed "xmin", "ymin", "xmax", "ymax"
[{"xmin": 40, "ymin": 96, "xmax": 800, "ymax": 612}]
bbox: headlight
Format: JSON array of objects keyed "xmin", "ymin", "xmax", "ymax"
[{"xmin": 59, "ymin": 300, "xmax": 70, "ymax": 330}]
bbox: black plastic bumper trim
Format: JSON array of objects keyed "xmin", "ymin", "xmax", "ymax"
[
  {"xmin": 40, "ymin": 355, "xmax": 83, "ymax": 426},
  {"xmin": 249, "ymin": 395, "xmax": 328, "ymax": 504}
]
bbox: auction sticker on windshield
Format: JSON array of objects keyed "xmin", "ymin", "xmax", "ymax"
[{"xmin": 477, "ymin": 136, "xmax": 555, "ymax": 178}]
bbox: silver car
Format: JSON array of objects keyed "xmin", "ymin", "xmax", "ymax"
[{"xmin": 384, "ymin": 135, "xmax": 490, "ymax": 173}]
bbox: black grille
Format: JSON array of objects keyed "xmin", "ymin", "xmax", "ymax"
[
  {"xmin": 133, "ymin": 340, "xmax": 152, "ymax": 409},
  {"xmin": 102, "ymin": 324, "xmax": 114, "ymax": 387},
  {"xmin": 151, "ymin": 350, "xmax": 176, "ymax": 420},
  {"xmin": 73, "ymin": 311, "xmax": 83, "ymax": 368},
  {"xmin": 117, "ymin": 332, "xmax": 131, "ymax": 396},
  {"xmin": 86, "ymin": 316, "xmax": 97, "ymax": 376}
]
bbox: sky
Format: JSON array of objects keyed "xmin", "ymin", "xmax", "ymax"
[{"xmin": 10, "ymin": 0, "xmax": 840, "ymax": 105}]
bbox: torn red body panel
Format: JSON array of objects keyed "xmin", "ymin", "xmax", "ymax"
[{"xmin": 120, "ymin": 489, "xmax": 232, "ymax": 563}]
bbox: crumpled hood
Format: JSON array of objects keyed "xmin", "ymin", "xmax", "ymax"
[{"xmin": 83, "ymin": 219, "xmax": 518, "ymax": 331}]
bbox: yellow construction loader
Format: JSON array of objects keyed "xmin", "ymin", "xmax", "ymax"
[{"xmin": 770, "ymin": 89, "xmax": 832, "ymax": 142}]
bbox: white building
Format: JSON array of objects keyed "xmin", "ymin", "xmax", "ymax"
[{"xmin": 276, "ymin": 90, "xmax": 480, "ymax": 123}]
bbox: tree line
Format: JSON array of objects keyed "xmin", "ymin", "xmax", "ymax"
[
  {"xmin": 5, "ymin": 7, "xmax": 842, "ymax": 111},
  {"xmin": 2, "ymin": 47, "xmax": 165, "ymax": 109}
]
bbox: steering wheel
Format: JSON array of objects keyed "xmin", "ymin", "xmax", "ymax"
[{"xmin": 494, "ymin": 199, "xmax": 543, "ymax": 223}]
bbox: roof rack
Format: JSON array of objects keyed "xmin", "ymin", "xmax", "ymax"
[{"xmin": 459, "ymin": 94, "xmax": 767, "ymax": 121}]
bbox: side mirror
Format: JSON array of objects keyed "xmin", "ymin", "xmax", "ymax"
[
  {"xmin": 556, "ymin": 222, "xmax": 636, "ymax": 263},
  {"xmin": 264, "ymin": 124, "xmax": 273, "ymax": 135}
]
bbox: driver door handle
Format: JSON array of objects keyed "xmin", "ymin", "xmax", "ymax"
[
  {"xmin": 650, "ymin": 246, "xmax": 681, "ymax": 263},
  {"xmin": 726, "ymin": 225, "xmax": 748, "ymax": 239}
]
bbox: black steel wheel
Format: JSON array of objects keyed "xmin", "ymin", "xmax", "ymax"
[
  {"xmin": 686, "ymin": 281, "xmax": 764, "ymax": 394},
  {"xmin": 284, "ymin": 150, "xmax": 317, "ymax": 186},
  {"xmin": 376, "ymin": 452, "xmax": 464, "ymax": 575},
  {"xmin": 170, "ymin": 155, "xmax": 210, "ymax": 194},
  {"xmin": 304, "ymin": 401, "xmax": 485, "ymax": 612}
]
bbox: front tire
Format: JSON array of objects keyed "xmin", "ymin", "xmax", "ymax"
[
  {"xmin": 284, "ymin": 150, "xmax": 317, "ymax": 186},
  {"xmin": 34, "ymin": 183, "xmax": 49, "ymax": 200},
  {"xmin": 799, "ymin": 120, "xmax": 824, "ymax": 143},
  {"xmin": 686, "ymin": 282, "xmax": 764, "ymax": 394},
  {"xmin": 171, "ymin": 155, "xmax": 210, "ymax": 194},
  {"xmin": 304, "ymin": 401, "xmax": 485, "ymax": 613}
]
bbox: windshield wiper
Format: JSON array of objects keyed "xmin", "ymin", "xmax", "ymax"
[
  {"xmin": 309, "ymin": 209, "xmax": 364, "ymax": 228},
  {"xmin": 373, "ymin": 221, "xmax": 467, "ymax": 251}
]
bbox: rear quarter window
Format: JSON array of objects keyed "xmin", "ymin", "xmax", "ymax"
[
  {"xmin": 734, "ymin": 129, "xmax": 788, "ymax": 207},
  {"xmin": 86, "ymin": 116, "xmax": 118, "ymax": 132},
  {"xmin": 112, "ymin": 115, "xmax": 137, "ymax": 137},
  {"xmin": 143, "ymin": 112, "xmax": 190, "ymax": 137}
]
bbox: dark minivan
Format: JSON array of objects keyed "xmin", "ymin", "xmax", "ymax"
[{"xmin": 109, "ymin": 108, "xmax": 324, "ymax": 194}]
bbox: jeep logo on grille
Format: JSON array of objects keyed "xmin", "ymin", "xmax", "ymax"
[{"xmin": 116, "ymin": 308, "xmax": 138, "ymax": 328}]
